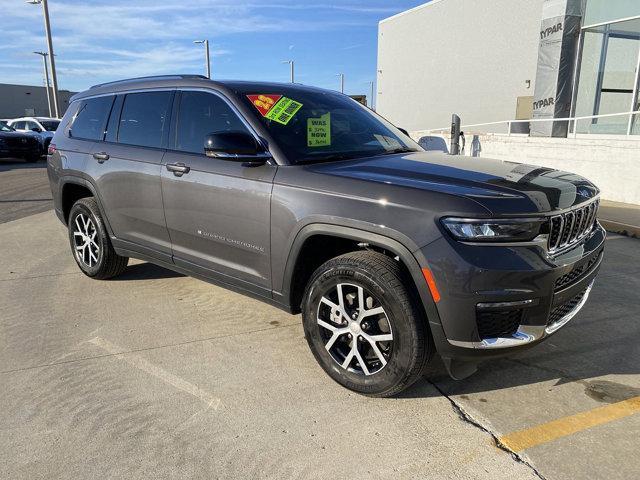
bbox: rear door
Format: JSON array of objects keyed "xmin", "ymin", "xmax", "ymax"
[
  {"xmin": 84, "ymin": 90, "xmax": 174, "ymax": 260},
  {"xmin": 161, "ymin": 89, "xmax": 276, "ymax": 291}
]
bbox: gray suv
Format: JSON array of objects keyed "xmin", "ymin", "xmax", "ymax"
[{"xmin": 47, "ymin": 75, "xmax": 605, "ymax": 396}]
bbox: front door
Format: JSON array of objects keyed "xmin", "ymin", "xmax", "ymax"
[{"xmin": 161, "ymin": 90, "xmax": 276, "ymax": 292}]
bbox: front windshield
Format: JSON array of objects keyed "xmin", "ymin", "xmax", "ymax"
[
  {"xmin": 40, "ymin": 120, "xmax": 60, "ymax": 131},
  {"xmin": 0, "ymin": 122, "xmax": 14, "ymax": 132},
  {"xmin": 237, "ymin": 87, "xmax": 421, "ymax": 164}
]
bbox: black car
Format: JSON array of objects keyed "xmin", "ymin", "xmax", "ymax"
[{"xmin": 0, "ymin": 123, "xmax": 41, "ymax": 162}]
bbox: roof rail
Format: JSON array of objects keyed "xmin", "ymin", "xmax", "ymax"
[{"xmin": 90, "ymin": 74, "xmax": 209, "ymax": 89}]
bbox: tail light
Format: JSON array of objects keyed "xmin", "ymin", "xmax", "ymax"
[{"xmin": 47, "ymin": 143, "xmax": 57, "ymax": 155}]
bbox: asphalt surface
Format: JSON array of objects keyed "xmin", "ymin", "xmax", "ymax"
[
  {"xmin": 0, "ymin": 159, "xmax": 52, "ymax": 224},
  {"xmin": 1, "ymin": 162, "xmax": 639, "ymax": 479}
]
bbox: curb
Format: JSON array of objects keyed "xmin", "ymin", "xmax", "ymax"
[{"xmin": 599, "ymin": 219, "xmax": 640, "ymax": 239}]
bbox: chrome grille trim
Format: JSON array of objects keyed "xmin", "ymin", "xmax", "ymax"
[{"xmin": 548, "ymin": 199, "xmax": 599, "ymax": 254}]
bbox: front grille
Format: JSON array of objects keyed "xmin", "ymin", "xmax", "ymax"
[
  {"xmin": 548, "ymin": 200, "xmax": 599, "ymax": 253},
  {"xmin": 3, "ymin": 136, "xmax": 37, "ymax": 149},
  {"xmin": 476, "ymin": 308, "xmax": 523, "ymax": 339},
  {"xmin": 553, "ymin": 248, "xmax": 603, "ymax": 292},
  {"xmin": 547, "ymin": 287, "xmax": 588, "ymax": 326}
]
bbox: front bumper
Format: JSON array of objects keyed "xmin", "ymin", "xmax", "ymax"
[{"xmin": 417, "ymin": 222, "xmax": 606, "ymax": 361}]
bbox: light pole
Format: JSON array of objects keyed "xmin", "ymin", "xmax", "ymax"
[
  {"xmin": 193, "ymin": 40, "xmax": 211, "ymax": 78},
  {"xmin": 34, "ymin": 51, "xmax": 52, "ymax": 117},
  {"xmin": 367, "ymin": 81, "xmax": 375, "ymax": 110},
  {"xmin": 282, "ymin": 60, "xmax": 294, "ymax": 83},
  {"xmin": 27, "ymin": 0, "xmax": 60, "ymax": 118},
  {"xmin": 336, "ymin": 73, "xmax": 344, "ymax": 93}
]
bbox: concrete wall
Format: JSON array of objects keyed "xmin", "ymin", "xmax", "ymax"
[
  {"xmin": 0, "ymin": 83, "xmax": 75, "ymax": 119},
  {"xmin": 410, "ymin": 130, "xmax": 640, "ymax": 205},
  {"xmin": 377, "ymin": 0, "xmax": 544, "ymax": 131}
]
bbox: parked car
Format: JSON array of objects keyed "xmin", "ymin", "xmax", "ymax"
[
  {"xmin": 47, "ymin": 75, "xmax": 605, "ymax": 397},
  {"xmin": 0, "ymin": 122, "xmax": 42, "ymax": 162},
  {"xmin": 9, "ymin": 116, "xmax": 60, "ymax": 154}
]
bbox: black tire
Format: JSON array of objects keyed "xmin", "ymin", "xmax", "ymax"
[
  {"xmin": 67, "ymin": 197, "xmax": 128, "ymax": 279},
  {"xmin": 302, "ymin": 250, "xmax": 433, "ymax": 397}
]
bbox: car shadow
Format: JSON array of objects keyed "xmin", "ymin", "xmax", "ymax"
[
  {"xmin": 0, "ymin": 158, "xmax": 47, "ymax": 172},
  {"xmin": 114, "ymin": 262, "xmax": 185, "ymax": 281}
]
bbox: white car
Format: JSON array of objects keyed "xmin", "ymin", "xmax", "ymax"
[{"xmin": 8, "ymin": 116, "xmax": 60, "ymax": 154}]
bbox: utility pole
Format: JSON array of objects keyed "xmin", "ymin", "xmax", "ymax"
[
  {"xmin": 368, "ymin": 81, "xmax": 375, "ymax": 110},
  {"xmin": 282, "ymin": 60, "xmax": 294, "ymax": 83},
  {"xmin": 193, "ymin": 40, "xmax": 211, "ymax": 78},
  {"xmin": 28, "ymin": 0, "xmax": 60, "ymax": 118},
  {"xmin": 336, "ymin": 73, "xmax": 344, "ymax": 93},
  {"xmin": 34, "ymin": 51, "xmax": 52, "ymax": 117}
]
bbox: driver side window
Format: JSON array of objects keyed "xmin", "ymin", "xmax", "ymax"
[{"xmin": 174, "ymin": 91, "xmax": 249, "ymax": 154}]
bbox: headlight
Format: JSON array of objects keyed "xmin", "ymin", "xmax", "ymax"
[{"xmin": 441, "ymin": 217, "xmax": 546, "ymax": 242}]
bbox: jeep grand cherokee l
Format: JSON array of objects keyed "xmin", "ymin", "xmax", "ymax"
[{"xmin": 47, "ymin": 75, "xmax": 605, "ymax": 397}]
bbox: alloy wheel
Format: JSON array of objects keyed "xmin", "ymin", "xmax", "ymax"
[
  {"xmin": 72, "ymin": 213, "xmax": 100, "ymax": 267},
  {"xmin": 316, "ymin": 282, "xmax": 393, "ymax": 375}
]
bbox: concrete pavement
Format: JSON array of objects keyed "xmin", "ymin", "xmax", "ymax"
[
  {"xmin": 2, "ymin": 161, "xmax": 639, "ymax": 479},
  {"xmin": 0, "ymin": 211, "xmax": 540, "ymax": 479}
]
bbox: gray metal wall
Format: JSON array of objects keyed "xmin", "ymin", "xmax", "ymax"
[
  {"xmin": 376, "ymin": 0, "xmax": 544, "ymax": 132},
  {"xmin": 0, "ymin": 83, "xmax": 76, "ymax": 119}
]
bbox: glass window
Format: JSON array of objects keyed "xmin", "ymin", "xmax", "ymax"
[
  {"xmin": 174, "ymin": 91, "xmax": 249, "ymax": 154},
  {"xmin": 12, "ymin": 121, "xmax": 26, "ymax": 130},
  {"xmin": 40, "ymin": 120, "xmax": 59, "ymax": 131},
  {"xmin": 71, "ymin": 96, "xmax": 114, "ymax": 140},
  {"xmin": 573, "ymin": 18, "xmax": 640, "ymax": 134},
  {"xmin": 236, "ymin": 87, "xmax": 420, "ymax": 164},
  {"xmin": 584, "ymin": 0, "xmax": 640, "ymax": 27},
  {"xmin": 118, "ymin": 91, "xmax": 172, "ymax": 148}
]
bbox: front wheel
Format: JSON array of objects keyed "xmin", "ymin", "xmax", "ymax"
[
  {"xmin": 67, "ymin": 197, "xmax": 129, "ymax": 279},
  {"xmin": 302, "ymin": 251, "xmax": 433, "ymax": 397}
]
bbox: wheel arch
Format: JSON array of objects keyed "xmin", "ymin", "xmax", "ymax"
[
  {"xmin": 59, "ymin": 177, "xmax": 115, "ymax": 237},
  {"xmin": 281, "ymin": 224, "xmax": 438, "ymax": 319}
]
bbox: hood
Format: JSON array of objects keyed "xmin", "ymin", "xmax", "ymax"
[
  {"xmin": 0, "ymin": 131, "xmax": 38, "ymax": 141},
  {"xmin": 306, "ymin": 151, "xmax": 599, "ymax": 215}
]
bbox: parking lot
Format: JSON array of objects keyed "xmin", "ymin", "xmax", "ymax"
[{"xmin": 1, "ymin": 160, "xmax": 638, "ymax": 479}]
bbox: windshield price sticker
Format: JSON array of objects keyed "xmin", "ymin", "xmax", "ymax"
[
  {"xmin": 307, "ymin": 112, "xmax": 331, "ymax": 147},
  {"xmin": 247, "ymin": 94, "xmax": 282, "ymax": 116},
  {"xmin": 247, "ymin": 94, "xmax": 303, "ymax": 125},
  {"xmin": 264, "ymin": 97, "xmax": 303, "ymax": 125}
]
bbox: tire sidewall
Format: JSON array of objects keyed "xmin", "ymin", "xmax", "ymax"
[
  {"xmin": 303, "ymin": 264, "xmax": 420, "ymax": 395},
  {"xmin": 67, "ymin": 201, "xmax": 106, "ymax": 277}
]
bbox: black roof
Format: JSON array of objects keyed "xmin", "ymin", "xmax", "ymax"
[{"xmin": 72, "ymin": 75, "xmax": 328, "ymax": 102}]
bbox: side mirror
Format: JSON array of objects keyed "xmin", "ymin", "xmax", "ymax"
[
  {"xmin": 31, "ymin": 127, "xmax": 42, "ymax": 133},
  {"xmin": 204, "ymin": 131, "xmax": 270, "ymax": 166}
]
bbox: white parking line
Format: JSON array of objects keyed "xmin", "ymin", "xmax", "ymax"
[{"xmin": 88, "ymin": 336, "xmax": 221, "ymax": 411}]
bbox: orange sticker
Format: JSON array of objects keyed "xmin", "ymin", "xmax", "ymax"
[{"xmin": 247, "ymin": 94, "xmax": 282, "ymax": 116}]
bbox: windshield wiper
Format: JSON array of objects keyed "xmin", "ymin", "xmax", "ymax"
[
  {"xmin": 296, "ymin": 153, "xmax": 365, "ymax": 164},
  {"xmin": 379, "ymin": 147, "xmax": 418, "ymax": 155}
]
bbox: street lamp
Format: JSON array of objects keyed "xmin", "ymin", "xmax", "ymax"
[
  {"xmin": 282, "ymin": 60, "xmax": 294, "ymax": 83},
  {"xmin": 336, "ymin": 73, "xmax": 344, "ymax": 93},
  {"xmin": 33, "ymin": 51, "xmax": 52, "ymax": 117},
  {"xmin": 27, "ymin": 0, "xmax": 60, "ymax": 118},
  {"xmin": 193, "ymin": 40, "xmax": 211, "ymax": 79},
  {"xmin": 367, "ymin": 81, "xmax": 375, "ymax": 110}
]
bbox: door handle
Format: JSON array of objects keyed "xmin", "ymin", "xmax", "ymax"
[
  {"xmin": 92, "ymin": 152, "xmax": 109, "ymax": 163},
  {"xmin": 166, "ymin": 162, "xmax": 190, "ymax": 176}
]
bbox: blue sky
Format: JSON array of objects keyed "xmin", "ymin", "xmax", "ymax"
[{"xmin": 0, "ymin": 0, "xmax": 425, "ymax": 102}]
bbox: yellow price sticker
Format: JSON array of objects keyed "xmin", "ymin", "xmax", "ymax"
[{"xmin": 307, "ymin": 112, "xmax": 331, "ymax": 147}]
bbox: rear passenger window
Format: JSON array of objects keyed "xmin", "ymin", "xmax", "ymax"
[
  {"xmin": 118, "ymin": 91, "xmax": 172, "ymax": 148},
  {"xmin": 70, "ymin": 96, "xmax": 114, "ymax": 140},
  {"xmin": 175, "ymin": 91, "xmax": 249, "ymax": 154}
]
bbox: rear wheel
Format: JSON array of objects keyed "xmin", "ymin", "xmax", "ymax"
[
  {"xmin": 302, "ymin": 251, "xmax": 433, "ymax": 397},
  {"xmin": 67, "ymin": 197, "xmax": 128, "ymax": 279}
]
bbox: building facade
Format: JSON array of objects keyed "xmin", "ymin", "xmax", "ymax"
[
  {"xmin": 377, "ymin": 0, "xmax": 640, "ymax": 137},
  {"xmin": 0, "ymin": 83, "xmax": 76, "ymax": 119}
]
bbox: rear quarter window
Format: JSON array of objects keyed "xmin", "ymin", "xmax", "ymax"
[{"xmin": 70, "ymin": 96, "xmax": 115, "ymax": 141}]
